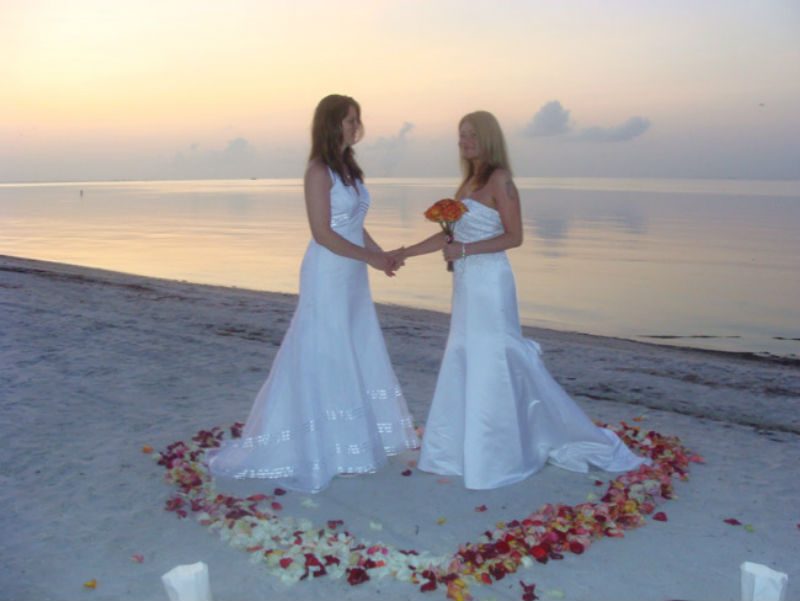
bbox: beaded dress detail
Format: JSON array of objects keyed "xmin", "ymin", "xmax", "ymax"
[{"xmin": 209, "ymin": 172, "xmax": 419, "ymax": 493}]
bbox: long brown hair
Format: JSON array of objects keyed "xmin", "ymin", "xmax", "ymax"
[
  {"xmin": 309, "ymin": 94, "xmax": 364, "ymax": 186},
  {"xmin": 459, "ymin": 110, "xmax": 512, "ymax": 192}
]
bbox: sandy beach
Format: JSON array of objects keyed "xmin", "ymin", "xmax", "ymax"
[{"xmin": 1, "ymin": 254, "xmax": 798, "ymax": 601}]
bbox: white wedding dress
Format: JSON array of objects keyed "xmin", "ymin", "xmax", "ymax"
[
  {"xmin": 418, "ymin": 198, "xmax": 647, "ymax": 489},
  {"xmin": 209, "ymin": 171, "xmax": 419, "ymax": 493}
]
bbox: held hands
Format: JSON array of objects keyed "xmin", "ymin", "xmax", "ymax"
[
  {"xmin": 368, "ymin": 250, "xmax": 405, "ymax": 277},
  {"xmin": 387, "ymin": 247, "xmax": 407, "ymax": 272}
]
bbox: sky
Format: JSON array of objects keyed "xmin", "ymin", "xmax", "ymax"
[{"xmin": 2, "ymin": 0, "xmax": 799, "ymax": 182}]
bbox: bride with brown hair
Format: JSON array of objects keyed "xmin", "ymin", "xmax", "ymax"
[
  {"xmin": 394, "ymin": 110, "xmax": 646, "ymax": 489},
  {"xmin": 209, "ymin": 94, "xmax": 419, "ymax": 493}
]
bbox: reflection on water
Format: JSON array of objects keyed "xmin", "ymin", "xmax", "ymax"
[{"xmin": 1, "ymin": 177, "xmax": 799, "ymax": 358}]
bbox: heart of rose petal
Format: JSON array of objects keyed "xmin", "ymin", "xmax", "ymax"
[{"xmin": 157, "ymin": 421, "xmax": 694, "ymax": 598}]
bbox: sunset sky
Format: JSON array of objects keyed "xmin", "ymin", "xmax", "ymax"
[{"xmin": 2, "ymin": 0, "xmax": 799, "ymax": 182}]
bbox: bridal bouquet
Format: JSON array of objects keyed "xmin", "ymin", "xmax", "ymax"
[{"xmin": 424, "ymin": 198, "xmax": 468, "ymax": 271}]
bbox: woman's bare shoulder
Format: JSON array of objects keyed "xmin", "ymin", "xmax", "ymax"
[
  {"xmin": 305, "ymin": 158, "xmax": 332, "ymax": 184},
  {"xmin": 489, "ymin": 167, "xmax": 513, "ymax": 186},
  {"xmin": 489, "ymin": 168, "xmax": 518, "ymax": 203}
]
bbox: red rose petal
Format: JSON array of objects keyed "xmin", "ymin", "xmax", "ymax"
[
  {"xmin": 274, "ymin": 488, "xmax": 287, "ymax": 496},
  {"xmin": 419, "ymin": 570, "xmax": 438, "ymax": 592},
  {"xmin": 279, "ymin": 557, "xmax": 293, "ymax": 569},
  {"xmin": 724, "ymin": 518, "xmax": 742, "ymax": 526},
  {"xmin": 653, "ymin": 512, "xmax": 668, "ymax": 522},
  {"xmin": 347, "ymin": 567, "xmax": 370, "ymax": 586},
  {"xmin": 569, "ymin": 541, "xmax": 585, "ymax": 555},
  {"xmin": 401, "ymin": 469, "xmax": 413, "ymax": 476},
  {"xmin": 475, "ymin": 504, "xmax": 488, "ymax": 512},
  {"xmin": 489, "ymin": 563, "xmax": 507, "ymax": 580},
  {"xmin": 520, "ymin": 580, "xmax": 539, "ymax": 601},
  {"xmin": 531, "ymin": 545, "xmax": 549, "ymax": 564},
  {"xmin": 271, "ymin": 501, "xmax": 283, "ymax": 511}
]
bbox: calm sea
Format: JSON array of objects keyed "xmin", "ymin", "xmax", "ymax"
[{"xmin": 2, "ymin": 177, "xmax": 799, "ymax": 359}]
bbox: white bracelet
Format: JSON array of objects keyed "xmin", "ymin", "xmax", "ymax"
[{"xmin": 461, "ymin": 243, "xmax": 466, "ymax": 259}]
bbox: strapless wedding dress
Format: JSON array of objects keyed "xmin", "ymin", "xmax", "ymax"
[
  {"xmin": 209, "ymin": 172, "xmax": 419, "ymax": 493},
  {"xmin": 418, "ymin": 198, "xmax": 646, "ymax": 489}
]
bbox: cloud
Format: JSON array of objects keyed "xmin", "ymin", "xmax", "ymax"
[
  {"xmin": 523, "ymin": 101, "xmax": 571, "ymax": 137},
  {"xmin": 221, "ymin": 137, "xmax": 254, "ymax": 158},
  {"xmin": 171, "ymin": 137, "xmax": 263, "ymax": 178},
  {"xmin": 576, "ymin": 116, "xmax": 651, "ymax": 142},
  {"xmin": 522, "ymin": 101, "xmax": 651, "ymax": 143},
  {"xmin": 364, "ymin": 122, "xmax": 415, "ymax": 176}
]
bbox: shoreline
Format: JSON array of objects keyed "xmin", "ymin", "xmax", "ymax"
[
  {"xmin": 2, "ymin": 253, "xmax": 799, "ymax": 437},
  {"xmin": 2, "ymin": 253, "xmax": 798, "ymax": 600},
  {"xmin": 3, "ymin": 253, "xmax": 797, "ymax": 368}
]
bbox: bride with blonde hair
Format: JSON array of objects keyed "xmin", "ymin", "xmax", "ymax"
[{"xmin": 394, "ymin": 110, "xmax": 646, "ymax": 489}]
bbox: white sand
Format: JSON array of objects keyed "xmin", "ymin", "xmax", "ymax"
[{"xmin": 1, "ymin": 254, "xmax": 798, "ymax": 601}]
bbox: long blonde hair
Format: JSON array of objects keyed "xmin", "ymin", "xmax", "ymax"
[
  {"xmin": 309, "ymin": 94, "xmax": 364, "ymax": 186},
  {"xmin": 459, "ymin": 111, "xmax": 511, "ymax": 191}
]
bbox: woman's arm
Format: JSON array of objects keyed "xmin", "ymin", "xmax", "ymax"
[
  {"xmin": 443, "ymin": 169, "xmax": 523, "ymax": 261},
  {"xmin": 363, "ymin": 229, "xmax": 382, "ymax": 253},
  {"xmin": 364, "ymin": 228, "xmax": 404, "ymax": 275},
  {"xmin": 305, "ymin": 160, "xmax": 395, "ymax": 273},
  {"xmin": 389, "ymin": 231, "xmax": 448, "ymax": 263}
]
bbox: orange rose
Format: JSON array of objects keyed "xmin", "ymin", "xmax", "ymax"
[
  {"xmin": 424, "ymin": 198, "xmax": 468, "ymax": 225},
  {"xmin": 442, "ymin": 204, "xmax": 464, "ymax": 221},
  {"xmin": 424, "ymin": 205, "xmax": 443, "ymax": 221}
]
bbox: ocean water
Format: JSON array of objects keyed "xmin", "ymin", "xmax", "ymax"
[{"xmin": 1, "ymin": 177, "xmax": 799, "ymax": 358}]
